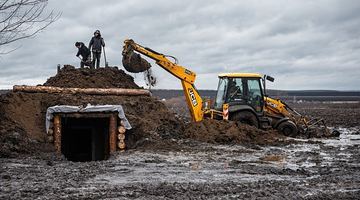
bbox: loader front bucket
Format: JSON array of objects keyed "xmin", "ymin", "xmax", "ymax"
[
  {"xmin": 304, "ymin": 118, "xmax": 340, "ymax": 138},
  {"xmin": 122, "ymin": 51, "xmax": 152, "ymax": 73}
]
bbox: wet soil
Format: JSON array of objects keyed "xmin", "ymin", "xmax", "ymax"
[
  {"xmin": 0, "ymin": 92, "xmax": 184, "ymax": 157},
  {"xmin": 1, "ymin": 131, "xmax": 359, "ymax": 199},
  {"xmin": 289, "ymin": 102, "xmax": 360, "ymax": 128},
  {"xmin": 44, "ymin": 65, "xmax": 140, "ymax": 89},
  {"xmin": 163, "ymin": 96, "xmax": 360, "ymax": 129},
  {"xmin": 0, "ymin": 66, "xmax": 359, "ymax": 199},
  {"xmin": 1, "ymin": 98, "xmax": 359, "ymax": 199},
  {"xmin": 184, "ymin": 119, "xmax": 288, "ymax": 146},
  {"xmin": 0, "ymin": 66, "xmax": 296, "ymax": 158},
  {"xmin": 0, "ymin": 66, "xmax": 183, "ymax": 157},
  {"xmin": 122, "ymin": 51, "xmax": 152, "ymax": 73}
]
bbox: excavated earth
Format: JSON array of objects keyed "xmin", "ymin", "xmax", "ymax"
[
  {"xmin": 1, "ymin": 66, "xmax": 359, "ymax": 199},
  {"xmin": 0, "ymin": 66, "xmax": 184, "ymax": 158},
  {"xmin": 43, "ymin": 65, "xmax": 140, "ymax": 89}
]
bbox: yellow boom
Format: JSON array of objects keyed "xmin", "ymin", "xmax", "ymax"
[{"xmin": 122, "ymin": 39, "xmax": 204, "ymax": 122}]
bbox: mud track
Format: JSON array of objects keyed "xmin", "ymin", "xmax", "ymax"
[{"xmin": 1, "ymin": 131, "xmax": 359, "ymax": 199}]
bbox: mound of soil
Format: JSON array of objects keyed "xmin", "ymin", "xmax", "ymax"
[
  {"xmin": 184, "ymin": 119, "xmax": 287, "ymax": 146},
  {"xmin": 0, "ymin": 66, "xmax": 184, "ymax": 157},
  {"xmin": 0, "ymin": 92, "xmax": 184, "ymax": 156},
  {"xmin": 0, "ymin": 65, "xmax": 294, "ymax": 157},
  {"xmin": 44, "ymin": 65, "xmax": 140, "ymax": 89},
  {"xmin": 0, "ymin": 117, "xmax": 28, "ymax": 158}
]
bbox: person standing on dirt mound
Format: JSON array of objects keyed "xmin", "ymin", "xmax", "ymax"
[
  {"xmin": 75, "ymin": 42, "xmax": 93, "ymax": 69},
  {"xmin": 89, "ymin": 30, "xmax": 105, "ymax": 69}
]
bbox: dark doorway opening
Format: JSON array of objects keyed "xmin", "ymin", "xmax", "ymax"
[{"xmin": 61, "ymin": 117, "xmax": 109, "ymax": 162}]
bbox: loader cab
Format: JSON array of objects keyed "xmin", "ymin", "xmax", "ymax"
[{"xmin": 214, "ymin": 73, "xmax": 265, "ymax": 114}]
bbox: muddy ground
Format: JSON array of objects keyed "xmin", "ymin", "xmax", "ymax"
[
  {"xmin": 1, "ymin": 129, "xmax": 359, "ymax": 199},
  {"xmin": 1, "ymin": 101, "xmax": 359, "ymax": 199},
  {"xmin": 290, "ymin": 101, "xmax": 360, "ymax": 128},
  {"xmin": 163, "ymin": 96, "xmax": 360, "ymax": 128},
  {"xmin": 0, "ymin": 66, "xmax": 359, "ymax": 199}
]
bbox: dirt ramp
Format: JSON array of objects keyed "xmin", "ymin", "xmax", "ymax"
[
  {"xmin": 185, "ymin": 119, "xmax": 286, "ymax": 145},
  {"xmin": 44, "ymin": 65, "xmax": 140, "ymax": 89}
]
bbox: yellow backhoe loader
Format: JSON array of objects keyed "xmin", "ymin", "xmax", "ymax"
[{"xmin": 122, "ymin": 39, "xmax": 338, "ymax": 137}]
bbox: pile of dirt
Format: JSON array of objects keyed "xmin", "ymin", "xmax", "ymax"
[
  {"xmin": 0, "ymin": 95, "xmax": 53, "ymax": 158},
  {"xmin": 0, "ymin": 65, "xmax": 294, "ymax": 157},
  {"xmin": 43, "ymin": 65, "xmax": 140, "ymax": 89},
  {"xmin": 0, "ymin": 117, "xmax": 28, "ymax": 158},
  {"xmin": 184, "ymin": 119, "xmax": 287, "ymax": 146},
  {"xmin": 0, "ymin": 66, "xmax": 184, "ymax": 157}
]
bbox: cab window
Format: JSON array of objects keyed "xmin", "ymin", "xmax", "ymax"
[
  {"xmin": 226, "ymin": 78, "xmax": 244, "ymax": 102},
  {"xmin": 214, "ymin": 78, "xmax": 228, "ymax": 110},
  {"xmin": 247, "ymin": 79, "xmax": 263, "ymax": 112}
]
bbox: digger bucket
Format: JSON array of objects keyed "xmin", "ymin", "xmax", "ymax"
[
  {"xmin": 304, "ymin": 118, "xmax": 340, "ymax": 138},
  {"xmin": 122, "ymin": 51, "xmax": 152, "ymax": 73}
]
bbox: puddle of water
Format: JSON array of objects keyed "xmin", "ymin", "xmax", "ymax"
[
  {"xmin": 336, "ymin": 127, "xmax": 360, "ymax": 134},
  {"xmin": 321, "ymin": 134, "xmax": 360, "ymax": 147},
  {"xmin": 91, "ymin": 169, "xmax": 297, "ymax": 185},
  {"xmin": 5, "ymin": 163, "xmax": 32, "ymax": 168},
  {"xmin": 88, "ymin": 127, "xmax": 359, "ymax": 187},
  {"xmin": 237, "ymin": 127, "xmax": 360, "ymax": 172}
]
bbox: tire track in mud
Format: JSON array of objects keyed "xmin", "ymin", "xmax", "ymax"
[{"xmin": 1, "ymin": 131, "xmax": 359, "ymax": 199}]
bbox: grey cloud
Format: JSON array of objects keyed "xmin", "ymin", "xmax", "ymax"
[{"xmin": 0, "ymin": 0, "xmax": 359, "ymax": 90}]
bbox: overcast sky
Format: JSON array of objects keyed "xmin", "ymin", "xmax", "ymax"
[{"xmin": 1, "ymin": 0, "xmax": 359, "ymax": 90}]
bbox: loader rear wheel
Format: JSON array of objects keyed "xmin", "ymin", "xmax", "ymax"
[
  {"xmin": 232, "ymin": 111, "xmax": 259, "ymax": 128},
  {"xmin": 277, "ymin": 120, "xmax": 298, "ymax": 136}
]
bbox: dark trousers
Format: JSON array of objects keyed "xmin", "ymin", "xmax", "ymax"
[
  {"xmin": 92, "ymin": 51, "xmax": 101, "ymax": 69},
  {"xmin": 80, "ymin": 55, "xmax": 93, "ymax": 69}
]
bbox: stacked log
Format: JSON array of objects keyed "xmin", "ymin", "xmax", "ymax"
[
  {"xmin": 45, "ymin": 113, "xmax": 127, "ymax": 155},
  {"xmin": 47, "ymin": 126, "xmax": 54, "ymax": 143},
  {"xmin": 53, "ymin": 115, "xmax": 62, "ymax": 154},
  {"xmin": 117, "ymin": 121, "xmax": 126, "ymax": 152}
]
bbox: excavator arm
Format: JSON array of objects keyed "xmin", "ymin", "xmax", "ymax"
[{"xmin": 122, "ymin": 39, "xmax": 204, "ymax": 122}]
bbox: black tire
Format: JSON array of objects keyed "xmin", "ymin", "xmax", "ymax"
[
  {"xmin": 331, "ymin": 130, "xmax": 341, "ymax": 137},
  {"xmin": 232, "ymin": 111, "xmax": 259, "ymax": 128},
  {"xmin": 277, "ymin": 120, "xmax": 298, "ymax": 136}
]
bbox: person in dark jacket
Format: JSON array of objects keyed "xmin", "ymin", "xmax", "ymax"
[
  {"xmin": 75, "ymin": 42, "xmax": 93, "ymax": 69},
  {"xmin": 89, "ymin": 30, "xmax": 105, "ymax": 69}
]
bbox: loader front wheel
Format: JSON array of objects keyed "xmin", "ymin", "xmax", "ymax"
[
  {"xmin": 277, "ymin": 120, "xmax": 298, "ymax": 136},
  {"xmin": 232, "ymin": 111, "xmax": 259, "ymax": 128}
]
